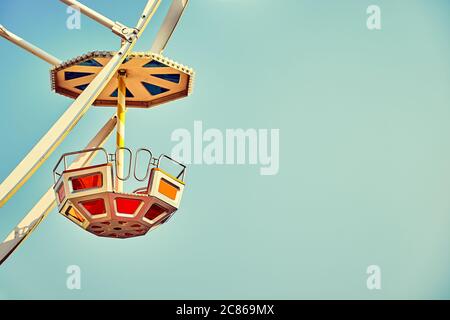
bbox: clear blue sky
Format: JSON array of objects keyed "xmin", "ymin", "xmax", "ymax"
[{"xmin": 0, "ymin": 0, "xmax": 450, "ymax": 299}]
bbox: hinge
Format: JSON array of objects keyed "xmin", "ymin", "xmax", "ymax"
[{"xmin": 112, "ymin": 22, "xmax": 138, "ymax": 43}]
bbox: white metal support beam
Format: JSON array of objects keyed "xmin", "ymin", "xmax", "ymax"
[
  {"xmin": 60, "ymin": 0, "xmax": 116, "ymax": 30},
  {"xmin": 151, "ymin": 0, "xmax": 189, "ymax": 54},
  {"xmin": 0, "ymin": 24, "xmax": 62, "ymax": 65},
  {"xmin": 60, "ymin": 0, "xmax": 148, "ymax": 42},
  {"xmin": 134, "ymin": 0, "xmax": 161, "ymax": 37},
  {"xmin": 0, "ymin": 0, "xmax": 161, "ymax": 207},
  {"xmin": 0, "ymin": 115, "xmax": 117, "ymax": 265}
]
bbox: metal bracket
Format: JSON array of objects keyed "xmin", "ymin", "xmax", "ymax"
[
  {"xmin": 112, "ymin": 22, "xmax": 138, "ymax": 43},
  {"xmin": 118, "ymin": 69, "xmax": 127, "ymax": 77},
  {"xmin": 151, "ymin": 157, "xmax": 159, "ymax": 167}
]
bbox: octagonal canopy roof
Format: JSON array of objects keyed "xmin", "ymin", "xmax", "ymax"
[{"xmin": 51, "ymin": 51, "xmax": 194, "ymax": 108}]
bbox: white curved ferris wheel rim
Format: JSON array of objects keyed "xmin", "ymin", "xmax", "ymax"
[{"xmin": 151, "ymin": 0, "xmax": 190, "ymax": 54}]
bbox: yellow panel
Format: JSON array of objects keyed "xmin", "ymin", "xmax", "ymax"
[{"xmin": 65, "ymin": 206, "xmax": 85, "ymax": 223}]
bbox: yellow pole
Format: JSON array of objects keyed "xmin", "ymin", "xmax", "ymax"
[{"xmin": 116, "ymin": 70, "xmax": 127, "ymax": 192}]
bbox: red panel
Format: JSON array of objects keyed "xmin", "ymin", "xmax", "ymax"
[
  {"xmin": 116, "ymin": 198, "xmax": 142, "ymax": 214},
  {"xmin": 81, "ymin": 198, "xmax": 106, "ymax": 215},
  {"xmin": 144, "ymin": 203, "xmax": 167, "ymax": 221},
  {"xmin": 71, "ymin": 173, "xmax": 103, "ymax": 191},
  {"xmin": 57, "ymin": 184, "xmax": 65, "ymax": 203}
]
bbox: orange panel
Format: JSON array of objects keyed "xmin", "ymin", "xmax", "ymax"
[{"xmin": 158, "ymin": 178, "xmax": 179, "ymax": 200}]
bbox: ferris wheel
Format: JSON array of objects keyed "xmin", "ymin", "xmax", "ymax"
[{"xmin": 0, "ymin": 0, "xmax": 194, "ymax": 265}]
